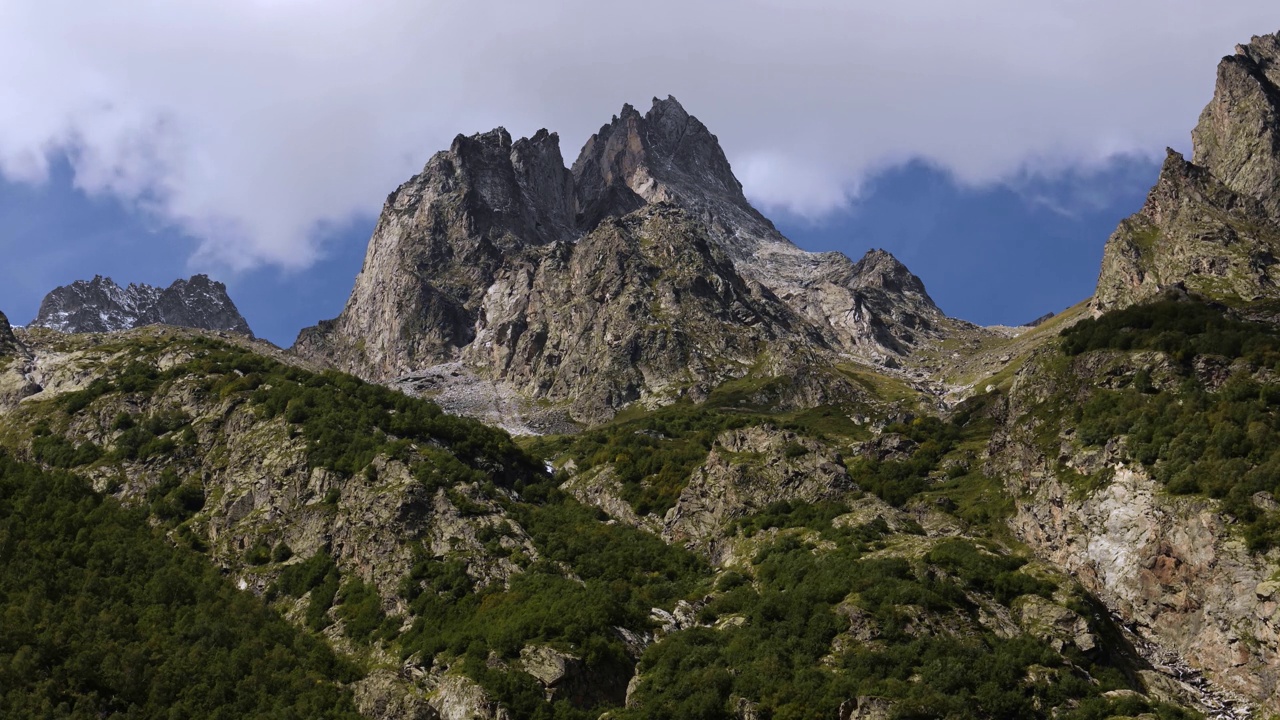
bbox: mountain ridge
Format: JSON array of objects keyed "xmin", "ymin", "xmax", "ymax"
[
  {"xmin": 31, "ymin": 274, "xmax": 254, "ymax": 337},
  {"xmin": 294, "ymin": 95, "xmax": 959, "ymax": 423},
  {"xmin": 1095, "ymin": 32, "xmax": 1280, "ymax": 311}
]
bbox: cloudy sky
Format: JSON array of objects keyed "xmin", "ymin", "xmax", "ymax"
[{"xmin": 0, "ymin": 1, "xmax": 1276, "ymax": 343}]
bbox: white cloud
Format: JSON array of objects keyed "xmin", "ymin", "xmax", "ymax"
[{"xmin": 0, "ymin": 0, "xmax": 1275, "ymax": 267}]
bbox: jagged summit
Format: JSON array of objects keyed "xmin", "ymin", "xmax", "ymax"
[
  {"xmin": 295, "ymin": 95, "xmax": 956, "ymax": 421},
  {"xmin": 852, "ymin": 249, "xmax": 935, "ymax": 300},
  {"xmin": 1095, "ymin": 29, "xmax": 1280, "ymax": 310},
  {"xmin": 572, "ymin": 95, "xmax": 791, "ymax": 262},
  {"xmin": 1192, "ymin": 32, "xmax": 1280, "ymax": 222},
  {"xmin": 32, "ymin": 274, "xmax": 254, "ymax": 337}
]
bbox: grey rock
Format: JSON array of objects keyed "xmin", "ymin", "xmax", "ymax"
[
  {"xmin": 0, "ymin": 310, "xmax": 17, "ymax": 357},
  {"xmin": 663, "ymin": 426, "xmax": 853, "ymax": 557},
  {"xmin": 295, "ymin": 97, "xmax": 952, "ymax": 424},
  {"xmin": 32, "ymin": 274, "xmax": 253, "ymax": 336},
  {"xmin": 1095, "ymin": 30, "xmax": 1280, "ymax": 310}
]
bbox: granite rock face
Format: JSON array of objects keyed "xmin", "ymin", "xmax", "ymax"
[
  {"xmin": 296, "ymin": 97, "xmax": 948, "ymax": 421},
  {"xmin": 1192, "ymin": 33, "xmax": 1280, "ymax": 223},
  {"xmin": 1096, "ymin": 32, "xmax": 1280, "ymax": 310},
  {"xmin": 990, "ymin": 349, "xmax": 1280, "ymax": 713},
  {"xmin": 1009, "ymin": 465, "xmax": 1279, "ymax": 710},
  {"xmin": 661, "ymin": 426, "xmax": 854, "ymax": 557},
  {"xmin": 32, "ymin": 274, "xmax": 253, "ymax": 337}
]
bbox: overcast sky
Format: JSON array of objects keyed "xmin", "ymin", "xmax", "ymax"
[{"xmin": 1, "ymin": 1, "xmax": 1276, "ymax": 273}]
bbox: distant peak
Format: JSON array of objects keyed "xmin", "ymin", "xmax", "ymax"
[
  {"xmin": 31, "ymin": 274, "xmax": 252, "ymax": 337},
  {"xmin": 450, "ymin": 127, "xmax": 513, "ymax": 155},
  {"xmin": 851, "ymin": 248, "xmax": 936, "ymax": 305},
  {"xmin": 1232, "ymin": 31, "xmax": 1280, "ymax": 66},
  {"xmin": 855, "ymin": 248, "xmax": 910, "ymax": 272}
]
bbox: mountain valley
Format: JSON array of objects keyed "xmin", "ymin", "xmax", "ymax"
[{"xmin": 3, "ymin": 28, "xmax": 1280, "ymax": 720}]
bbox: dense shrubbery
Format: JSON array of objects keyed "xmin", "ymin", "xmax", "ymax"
[
  {"xmin": 845, "ymin": 415, "xmax": 966, "ymax": 507},
  {"xmin": 731, "ymin": 499, "xmax": 854, "ymax": 537},
  {"xmin": 335, "ymin": 577, "xmax": 396, "ymax": 643},
  {"xmin": 272, "ymin": 549, "xmax": 342, "ymax": 631},
  {"xmin": 45, "ymin": 338, "xmax": 539, "ymax": 502},
  {"xmin": 621, "ymin": 526, "xmax": 1172, "ymax": 720},
  {"xmin": 30, "ymin": 430, "xmax": 101, "ymax": 467},
  {"xmin": 0, "ymin": 452, "xmax": 362, "ymax": 718},
  {"xmin": 397, "ymin": 486, "xmax": 708, "ymax": 718},
  {"xmin": 925, "ymin": 539, "xmax": 1056, "ymax": 605},
  {"xmin": 532, "ymin": 403, "xmax": 753, "ymax": 515},
  {"xmin": 1061, "ymin": 297, "xmax": 1280, "ymax": 366},
  {"xmin": 1058, "ymin": 298, "xmax": 1280, "ymax": 551},
  {"xmin": 529, "ymin": 390, "xmax": 870, "ymax": 517}
]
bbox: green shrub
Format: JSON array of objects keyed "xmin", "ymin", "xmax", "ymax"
[{"xmin": 0, "ymin": 451, "xmax": 362, "ymax": 718}]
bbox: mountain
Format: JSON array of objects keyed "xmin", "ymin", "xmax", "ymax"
[
  {"xmin": 570, "ymin": 98, "xmax": 949, "ymax": 358},
  {"xmin": 10, "ymin": 27, "xmax": 1280, "ymax": 720},
  {"xmin": 1095, "ymin": 34, "xmax": 1280, "ymax": 310},
  {"xmin": 295, "ymin": 97, "xmax": 957, "ymax": 423},
  {"xmin": 31, "ymin": 274, "xmax": 254, "ymax": 337},
  {"xmin": 0, "ymin": 325, "xmax": 1210, "ymax": 720}
]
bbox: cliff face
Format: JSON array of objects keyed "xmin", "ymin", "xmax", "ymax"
[
  {"xmin": 296, "ymin": 97, "xmax": 950, "ymax": 422},
  {"xmin": 0, "ymin": 310, "xmax": 17, "ymax": 357},
  {"xmin": 31, "ymin": 274, "xmax": 254, "ymax": 337},
  {"xmin": 988, "ymin": 344, "xmax": 1280, "ymax": 714},
  {"xmin": 1096, "ymin": 32, "xmax": 1280, "ymax": 311}
]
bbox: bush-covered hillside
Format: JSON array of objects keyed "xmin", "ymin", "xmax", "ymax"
[
  {"xmin": 1056, "ymin": 297, "xmax": 1280, "ymax": 550},
  {"xmin": 0, "ymin": 451, "xmax": 363, "ymax": 719},
  {"xmin": 0, "ymin": 330, "xmax": 1211, "ymax": 718}
]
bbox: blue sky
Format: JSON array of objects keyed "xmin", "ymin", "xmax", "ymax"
[{"xmin": 0, "ymin": 154, "xmax": 1157, "ymax": 346}]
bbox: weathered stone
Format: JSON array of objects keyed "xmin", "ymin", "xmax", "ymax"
[
  {"xmin": 662, "ymin": 426, "xmax": 854, "ymax": 557},
  {"xmin": 294, "ymin": 96, "xmax": 964, "ymax": 425},
  {"xmin": 352, "ymin": 668, "xmax": 439, "ymax": 720},
  {"xmin": 31, "ymin": 274, "xmax": 253, "ymax": 336},
  {"xmin": 1096, "ymin": 31, "xmax": 1280, "ymax": 311}
]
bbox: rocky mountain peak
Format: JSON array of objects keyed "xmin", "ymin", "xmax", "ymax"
[
  {"xmin": 1095, "ymin": 30, "xmax": 1280, "ymax": 311},
  {"xmin": 1191, "ymin": 31, "xmax": 1280, "ymax": 222},
  {"xmin": 571, "ymin": 95, "xmax": 760, "ymax": 237},
  {"xmin": 31, "ymin": 274, "xmax": 253, "ymax": 337},
  {"xmin": 297, "ymin": 95, "xmax": 961, "ymax": 420},
  {"xmin": 851, "ymin": 249, "xmax": 935, "ymax": 299}
]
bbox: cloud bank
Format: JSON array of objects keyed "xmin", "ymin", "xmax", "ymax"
[{"xmin": 0, "ymin": 0, "xmax": 1274, "ymax": 269}]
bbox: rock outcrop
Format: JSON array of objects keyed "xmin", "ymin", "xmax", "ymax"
[
  {"xmin": 570, "ymin": 99, "xmax": 948, "ymax": 359},
  {"xmin": 295, "ymin": 97, "xmax": 952, "ymax": 422},
  {"xmin": 0, "ymin": 310, "xmax": 39, "ymax": 407},
  {"xmin": 0, "ymin": 310, "xmax": 18, "ymax": 357},
  {"xmin": 32, "ymin": 274, "xmax": 254, "ymax": 337},
  {"xmin": 990, "ymin": 346, "xmax": 1280, "ymax": 713},
  {"xmin": 662, "ymin": 426, "xmax": 854, "ymax": 557},
  {"xmin": 1010, "ymin": 465, "xmax": 1278, "ymax": 710},
  {"xmin": 1095, "ymin": 32, "xmax": 1280, "ymax": 310}
]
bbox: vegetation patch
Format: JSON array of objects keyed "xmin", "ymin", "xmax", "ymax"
[
  {"xmin": 621, "ymin": 516, "xmax": 1184, "ymax": 720},
  {"xmin": 0, "ymin": 452, "xmax": 362, "ymax": 718},
  {"xmin": 1056, "ymin": 297, "xmax": 1280, "ymax": 550}
]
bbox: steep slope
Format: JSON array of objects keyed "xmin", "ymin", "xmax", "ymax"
[
  {"xmin": 32, "ymin": 274, "xmax": 254, "ymax": 337},
  {"xmin": 0, "ymin": 327, "xmax": 1206, "ymax": 720},
  {"xmin": 296, "ymin": 98, "xmax": 965, "ymax": 424},
  {"xmin": 571, "ymin": 97, "xmax": 950, "ymax": 359},
  {"xmin": 991, "ymin": 297, "xmax": 1280, "ymax": 713},
  {"xmin": 1096, "ymin": 32, "xmax": 1280, "ymax": 310},
  {"xmin": 0, "ymin": 453, "xmax": 364, "ymax": 719}
]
